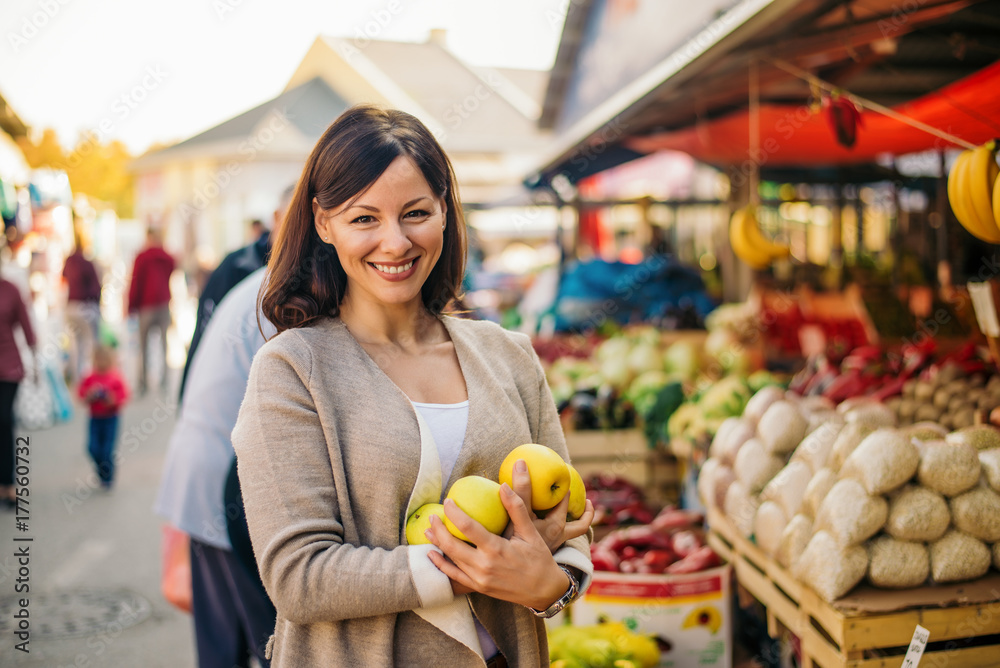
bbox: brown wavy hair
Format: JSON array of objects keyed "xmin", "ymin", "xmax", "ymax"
[{"xmin": 260, "ymin": 105, "xmax": 467, "ymax": 335}]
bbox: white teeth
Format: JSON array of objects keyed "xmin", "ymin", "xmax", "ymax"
[{"xmin": 372, "ymin": 260, "xmax": 413, "ymax": 274}]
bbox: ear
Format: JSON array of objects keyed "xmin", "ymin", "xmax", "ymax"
[{"xmin": 312, "ymin": 198, "xmax": 327, "ymax": 241}]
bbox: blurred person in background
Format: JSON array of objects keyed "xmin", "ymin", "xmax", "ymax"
[
  {"xmin": 62, "ymin": 223, "xmax": 102, "ymax": 386},
  {"xmin": 0, "ymin": 256, "xmax": 36, "ymax": 509},
  {"xmin": 155, "ymin": 267, "xmax": 277, "ymax": 668},
  {"xmin": 178, "ymin": 186, "xmax": 294, "ymax": 400},
  {"xmin": 77, "ymin": 344, "xmax": 129, "ymax": 489},
  {"xmin": 128, "ymin": 227, "xmax": 175, "ymax": 395},
  {"xmin": 249, "ymin": 219, "xmax": 266, "ymax": 243}
]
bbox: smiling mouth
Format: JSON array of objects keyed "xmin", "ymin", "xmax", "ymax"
[{"xmin": 369, "ymin": 259, "xmax": 415, "ymax": 274}]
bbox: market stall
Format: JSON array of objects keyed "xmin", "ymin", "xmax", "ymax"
[{"xmin": 526, "ymin": 1, "xmax": 1000, "ymax": 666}]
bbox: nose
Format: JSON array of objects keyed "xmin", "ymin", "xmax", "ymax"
[{"xmin": 379, "ymin": 218, "xmax": 413, "ymax": 256}]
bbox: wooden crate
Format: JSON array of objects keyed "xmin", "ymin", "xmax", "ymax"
[
  {"xmin": 564, "ymin": 428, "xmax": 679, "ymax": 505},
  {"xmin": 706, "ymin": 508, "xmax": 1000, "ymax": 668}
]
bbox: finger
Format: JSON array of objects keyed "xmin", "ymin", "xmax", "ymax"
[
  {"xmin": 500, "ymin": 482, "xmax": 538, "ymax": 539},
  {"xmin": 512, "ymin": 459, "xmax": 533, "ymax": 513},
  {"xmin": 440, "ymin": 500, "xmax": 499, "ymax": 554},
  {"xmin": 426, "ymin": 550, "xmax": 478, "ymax": 592},
  {"xmin": 563, "ymin": 500, "xmax": 596, "ymax": 541}
]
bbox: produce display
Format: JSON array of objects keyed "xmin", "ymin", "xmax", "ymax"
[
  {"xmin": 789, "ymin": 340, "xmax": 998, "ymax": 429},
  {"xmin": 405, "ymin": 443, "xmax": 586, "ymax": 546},
  {"xmin": 542, "ymin": 326, "xmax": 703, "ymax": 434},
  {"xmin": 947, "ymin": 140, "xmax": 1000, "ymax": 243},
  {"xmin": 699, "ymin": 374, "xmax": 1000, "ymax": 602},
  {"xmin": 590, "ymin": 506, "xmax": 721, "ymax": 576},
  {"xmin": 548, "ymin": 621, "xmax": 661, "ymax": 668}
]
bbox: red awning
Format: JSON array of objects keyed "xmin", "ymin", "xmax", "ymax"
[{"xmin": 625, "ymin": 60, "xmax": 1000, "ymax": 168}]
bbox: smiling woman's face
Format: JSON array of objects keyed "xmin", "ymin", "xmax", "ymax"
[{"xmin": 313, "ymin": 155, "xmax": 447, "ymax": 310}]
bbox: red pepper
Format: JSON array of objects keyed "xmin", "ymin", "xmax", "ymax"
[
  {"xmin": 641, "ymin": 549, "xmax": 677, "ymax": 573},
  {"xmin": 665, "ymin": 546, "xmax": 721, "ymax": 574},
  {"xmin": 651, "ymin": 507, "xmax": 704, "ymax": 533},
  {"xmin": 821, "ymin": 370, "xmax": 867, "ymax": 402},
  {"xmin": 670, "ymin": 529, "xmax": 705, "ymax": 558},
  {"xmin": 590, "ymin": 545, "xmax": 620, "ymax": 572},
  {"xmin": 868, "ymin": 376, "xmax": 906, "ymax": 402}
]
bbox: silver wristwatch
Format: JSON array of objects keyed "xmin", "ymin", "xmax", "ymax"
[{"xmin": 529, "ymin": 565, "xmax": 580, "ymax": 618}]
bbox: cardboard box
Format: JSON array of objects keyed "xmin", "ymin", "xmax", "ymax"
[{"xmin": 572, "ymin": 565, "xmax": 732, "ymax": 668}]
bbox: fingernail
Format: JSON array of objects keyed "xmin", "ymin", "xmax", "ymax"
[
  {"xmin": 424, "ymin": 530, "xmax": 433, "ymax": 541},
  {"xmin": 501, "ymin": 482, "xmax": 514, "ymax": 497},
  {"xmin": 515, "ymin": 459, "xmax": 527, "ymax": 474}
]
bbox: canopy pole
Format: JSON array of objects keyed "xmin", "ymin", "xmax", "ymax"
[{"xmin": 766, "ymin": 56, "xmax": 979, "ymax": 151}]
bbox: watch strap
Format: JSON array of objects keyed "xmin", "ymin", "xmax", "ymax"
[{"xmin": 529, "ymin": 565, "xmax": 579, "ymax": 618}]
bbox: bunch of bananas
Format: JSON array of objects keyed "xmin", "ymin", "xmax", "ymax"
[
  {"xmin": 729, "ymin": 205, "xmax": 790, "ymax": 269},
  {"xmin": 948, "ymin": 141, "xmax": 1000, "ymax": 243}
]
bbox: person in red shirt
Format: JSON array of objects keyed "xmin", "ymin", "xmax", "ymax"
[
  {"xmin": 62, "ymin": 229, "xmax": 103, "ymax": 386},
  {"xmin": 128, "ymin": 227, "xmax": 175, "ymax": 395},
  {"xmin": 0, "ymin": 274, "xmax": 36, "ymax": 509},
  {"xmin": 78, "ymin": 345, "xmax": 129, "ymax": 489}
]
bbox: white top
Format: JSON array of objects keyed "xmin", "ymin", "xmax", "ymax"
[
  {"xmin": 411, "ymin": 400, "xmax": 499, "ymax": 660},
  {"xmin": 411, "ymin": 400, "xmax": 469, "ymax": 488}
]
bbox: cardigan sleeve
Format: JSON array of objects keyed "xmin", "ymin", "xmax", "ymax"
[
  {"xmin": 512, "ymin": 332, "xmax": 594, "ymax": 594},
  {"xmin": 232, "ymin": 333, "xmax": 451, "ymax": 624}
]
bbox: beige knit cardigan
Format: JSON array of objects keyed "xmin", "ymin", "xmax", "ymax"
[{"xmin": 232, "ymin": 315, "xmax": 593, "ymax": 667}]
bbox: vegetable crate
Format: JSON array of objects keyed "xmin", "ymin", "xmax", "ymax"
[
  {"xmin": 706, "ymin": 508, "xmax": 1000, "ymax": 668},
  {"xmin": 565, "ymin": 428, "xmax": 679, "ymax": 505}
]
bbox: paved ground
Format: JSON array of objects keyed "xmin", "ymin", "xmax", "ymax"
[{"xmin": 0, "ymin": 370, "xmax": 198, "ymax": 667}]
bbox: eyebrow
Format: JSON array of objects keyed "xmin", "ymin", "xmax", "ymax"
[{"xmin": 340, "ymin": 196, "xmax": 432, "ymax": 214}]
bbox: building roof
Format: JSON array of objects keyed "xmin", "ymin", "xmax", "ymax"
[
  {"xmin": 285, "ymin": 34, "xmax": 551, "ymax": 153},
  {"xmin": 132, "ymin": 76, "xmax": 349, "ymax": 170}
]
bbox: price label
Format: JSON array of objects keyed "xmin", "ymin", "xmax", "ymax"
[
  {"xmin": 901, "ymin": 624, "xmax": 929, "ymax": 667},
  {"xmin": 968, "ymin": 282, "xmax": 1000, "ymax": 337}
]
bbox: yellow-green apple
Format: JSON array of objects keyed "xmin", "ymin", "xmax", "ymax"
[
  {"xmin": 443, "ymin": 476, "xmax": 509, "ymax": 544},
  {"xmin": 405, "ymin": 503, "xmax": 446, "ymax": 545},
  {"xmin": 566, "ymin": 465, "xmax": 586, "ymax": 520},
  {"xmin": 499, "ymin": 443, "xmax": 570, "ymax": 511}
]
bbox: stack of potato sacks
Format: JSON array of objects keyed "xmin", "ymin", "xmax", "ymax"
[{"xmin": 699, "ymin": 385, "xmax": 1000, "ymax": 602}]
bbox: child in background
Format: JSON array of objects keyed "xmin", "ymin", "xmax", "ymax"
[{"xmin": 78, "ymin": 345, "xmax": 129, "ymax": 489}]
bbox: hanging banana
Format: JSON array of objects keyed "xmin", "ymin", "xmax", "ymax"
[
  {"xmin": 948, "ymin": 140, "xmax": 1000, "ymax": 243},
  {"xmin": 729, "ymin": 205, "xmax": 790, "ymax": 269}
]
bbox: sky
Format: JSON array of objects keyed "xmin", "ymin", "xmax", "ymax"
[{"xmin": 0, "ymin": 0, "xmax": 569, "ymax": 154}]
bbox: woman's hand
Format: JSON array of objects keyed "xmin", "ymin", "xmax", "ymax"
[
  {"xmin": 505, "ymin": 458, "xmax": 594, "ymax": 552},
  {"xmin": 425, "ymin": 483, "xmax": 574, "ymax": 611}
]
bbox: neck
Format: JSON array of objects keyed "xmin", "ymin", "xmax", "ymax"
[{"xmin": 339, "ymin": 294, "xmax": 438, "ymax": 346}]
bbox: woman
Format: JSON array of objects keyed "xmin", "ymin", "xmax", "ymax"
[
  {"xmin": 232, "ymin": 105, "xmax": 593, "ymax": 666},
  {"xmin": 0, "ymin": 268, "xmax": 36, "ymax": 509}
]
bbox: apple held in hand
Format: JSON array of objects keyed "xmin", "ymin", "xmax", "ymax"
[
  {"xmin": 443, "ymin": 476, "xmax": 510, "ymax": 544},
  {"xmin": 499, "ymin": 443, "xmax": 571, "ymax": 511},
  {"xmin": 405, "ymin": 503, "xmax": 446, "ymax": 545}
]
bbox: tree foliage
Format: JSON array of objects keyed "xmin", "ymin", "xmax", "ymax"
[{"xmin": 16, "ymin": 129, "xmax": 135, "ymax": 217}]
